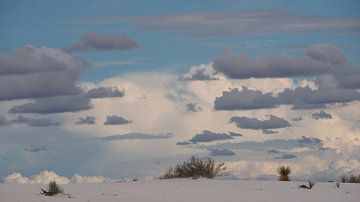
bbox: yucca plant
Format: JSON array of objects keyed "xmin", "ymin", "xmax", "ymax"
[
  {"xmin": 41, "ymin": 181, "xmax": 64, "ymax": 196},
  {"xmin": 299, "ymin": 181, "xmax": 315, "ymax": 189},
  {"xmin": 277, "ymin": 166, "xmax": 291, "ymax": 181}
]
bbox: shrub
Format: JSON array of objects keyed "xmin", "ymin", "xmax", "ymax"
[
  {"xmin": 41, "ymin": 181, "xmax": 64, "ymax": 196},
  {"xmin": 341, "ymin": 174, "xmax": 360, "ymax": 183},
  {"xmin": 299, "ymin": 181, "xmax": 315, "ymax": 189},
  {"xmin": 161, "ymin": 155, "xmax": 226, "ymax": 179},
  {"xmin": 277, "ymin": 165, "xmax": 291, "ymax": 181}
]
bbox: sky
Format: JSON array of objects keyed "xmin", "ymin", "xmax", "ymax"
[{"xmin": 1, "ymin": 0, "xmax": 360, "ymax": 182}]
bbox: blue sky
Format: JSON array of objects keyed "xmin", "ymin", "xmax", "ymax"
[{"xmin": 1, "ymin": 0, "xmax": 360, "ymax": 182}]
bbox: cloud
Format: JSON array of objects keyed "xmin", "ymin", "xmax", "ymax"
[
  {"xmin": 72, "ymin": 11, "xmax": 360, "ymax": 38},
  {"xmin": 208, "ymin": 136, "xmax": 323, "ymax": 152},
  {"xmin": 180, "ymin": 63, "xmax": 219, "ymax": 81},
  {"xmin": 262, "ymin": 129, "xmax": 278, "ymax": 134},
  {"xmin": 274, "ymin": 154, "xmax": 297, "ymax": 160},
  {"xmin": 104, "ymin": 115, "xmax": 131, "ymax": 125},
  {"xmin": 0, "ymin": 45, "xmax": 85, "ymax": 101},
  {"xmin": 97, "ymin": 132, "xmax": 173, "ymax": 141},
  {"xmin": 75, "ymin": 116, "xmax": 96, "ymax": 125},
  {"xmin": 185, "ymin": 130, "xmax": 234, "ymax": 144},
  {"xmin": 4, "ymin": 171, "xmax": 108, "ymax": 184},
  {"xmin": 214, "ymin": 87, "xmax": 278, "ymax": 110},
  {"xmin": 9, "ymin": 95, "xmax": 92, "ymax": 114},
  {"xmin": 215, "ymin": 86, "xmax": 360, "ymax": 111},
  {"xmin": 230, "ymin": 115, "xmax": 291, "ymax": 130},
  {"xmin": 213, "ymin": 49, "xmax": 330, "ymax": 79},
  {"xmin": 209, "ymin": 148, "xmax": 236, "ymax": 156},
  {"xmin": 85, "ymin": 87, "xmax": 124, "ymax": 99},
  {"xmin": 24, "ymin": 146, "xmax": 46, "ymax": 152},
  {"xmin": 65, "ymin": 32, "xmax": 138, "ymax": 52},
  {"xmin": 10, "ymin": 115, "xmax": 61, "ymax": 127},
  {"xmin": 312, "ymin": 110, "xmax": 332, "ymax": 120},
  {"xmin": 185, "ymin": 102, "xmax": 202, "ymax": 112}
]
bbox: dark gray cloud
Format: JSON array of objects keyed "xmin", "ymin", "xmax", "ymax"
[
  {"xmin": 292, "ymin": 117, "xmax": 303, "ymax": 121},
  {"xmin": 104, "ymin": 115, "xmax": 131, "ymax": 125},
  {"xmin": 97, "ymin": 132, "xmax": 173, "ymax": 141},
  {"xmin": 262, "ymin": 129, "xmax": 278, "ymax": 134},
  {"xmin": 184, "ymin": 130, "xmax": 235, "ymax": 144},
  {"xmin": 274, "ymin": 154, "xmax": 297, "ymax": 160},
  {"xmin": 10, "ymin": 115, "xmax": 61, "ymax": 127},
  {"xmin": 0, "ymin": 45, "xmax": 85, "ymax": 101},
  {"xmin": 278, "ymin": 86, "xmax": 360, "ymax": 109},
  {"xmin": 214, "ymin": 87, "xmax": 277, "ymax": 110},
  {"xmin": 65, "ymin": 32, "xmax": 138, "ymax": 52},
  {"xmin": 85, "ymin": 87, "xmax": 124, "ymax": 99},
  {"xmin": 206, "ymin": 136, "xmax": 323, "ymax": 152},
  {"xmin": 185, "ymin": 102, "xmax": 202, "ymax": 112},
  {"xmin": 213, "ymin": 49, "xmax": 330, "ymax": 79},
  {"xmin": 209, "ymin": 148, "xmax": 236, "ymax": 156},
  {"xmin": 215, "ymin": 86, "xmax": 360, "ymax": 111},
  {"xmin": 75, "ymin": 116, "xmax": 96, "ymax": 125},
  {"xmin": 312, "ymin": 110, "xmax": 332, "ymax": 120},
  {"xmin": 230, "ymin": 115, "xmax": 291, "ymax": 130},
  {"xmin": 73, "ymin": 11, "xmax": 360, "ymax": 38},
  {"xmin": 24, "ymin": 146, "xmax": 46, "ymax": 152},
  {"xmin": 9, "ymin": 95, "xmax": 92, "ymax": 114}
]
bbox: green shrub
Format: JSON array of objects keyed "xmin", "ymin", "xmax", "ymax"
[
  {"xmin": 277, "ymin": 166, "xmax": 291, "ymax": 181},
  {"xmin": 161, "ymin": 155, "xmax": 226, "ymax": 179},
  {"xmin": 41, "ymin": 181, "xmax": 64, "ymax": 196}
]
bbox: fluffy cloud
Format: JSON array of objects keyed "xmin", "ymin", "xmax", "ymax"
[
  {"xmin": 75, "ymin": 116, "xmax": 96, "ymax": 125},
  {"xmin": 180, "ymin": 63, "xmax": 219, "ymax": 81},
  {"xmin": 10, "ymin": 115, "xmax": 61, "ymax": 127},
  {"xmin": 104, "ymin": 115, "xmax": 131, "ymax": 125},
  {"xmin": 65, "ymin": 32, "xmax": 138, "ymax": 52},
  {"xmin": 230, "ymin": 115, "xmax": 291, "ymax": 130},
  {"xmin": 185, "ymin": 102, "xmax": 202, "ymax": 112},
  {"xmin": 97, "ymin": 132, "xmax": 173, "ymax": 141},
  {"xmin": 0, "ymin": 45, "xmax": 85, "ymax": 101},
  {"xmin": 312, "ymin": 111, "xmax": 332, "ymax": 120},
  {"xmin": 4, "ymin": 171, "xmax": 108, "ymax": 184},
  {"xmin": 213, "ymin": 49, "xmax": 330, "ymax": 79},
  {"xmin": 85, "ymin": 87, "xmax": 124, "ymax": 99},
  {"xmin": 209, "ymin": 148, "xmax": 236, "ymax": 156},
  {"xmin": 9, "ymin": 95, "xmax": 92, "ymax": 114}
]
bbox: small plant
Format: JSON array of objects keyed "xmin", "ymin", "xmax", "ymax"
[
  {"xmin": 277, "ymin": 165, "xmax": 291, "ymax": 181},
  {"xmin": 336, "ymin": 182, "xmax": 340, "ymax": 188},
  {"xmin": 340, "ymin": 174, "xmax": 360, "ymax": 183},
  {"xmin": 41, "ymin": 181, "xmax": 64, "ymax": 196},
  {"xmin": 160, "ymin": 155, "xmax": 226, "ymax": 179},
  {"xmin": 299, "ymin": 181, "xmax": 315, "ymax": 189}
]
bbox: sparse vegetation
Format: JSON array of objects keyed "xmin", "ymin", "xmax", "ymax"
[
  {"xmin": 160, "ymin": 155, "xmax": 226, "ymax": 179},
  {"xmin": 341, "ymin": 174, "xmax": 360, "ymax": 183},
  {"xmin": 277, "ymin": 166, "xmax": 291, "ymax": 181},
  {"xmin": 299, "ymin": 181, "xmax": 315, "ymax": 189},
  {"xmin": 41, "ymin": 181, "xmax": 64, "ymax": 196}
]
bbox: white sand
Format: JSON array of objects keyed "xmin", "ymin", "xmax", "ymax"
[{"xmin": 1, "ymin": 179, "xmax": 359, "ymax": 202}]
